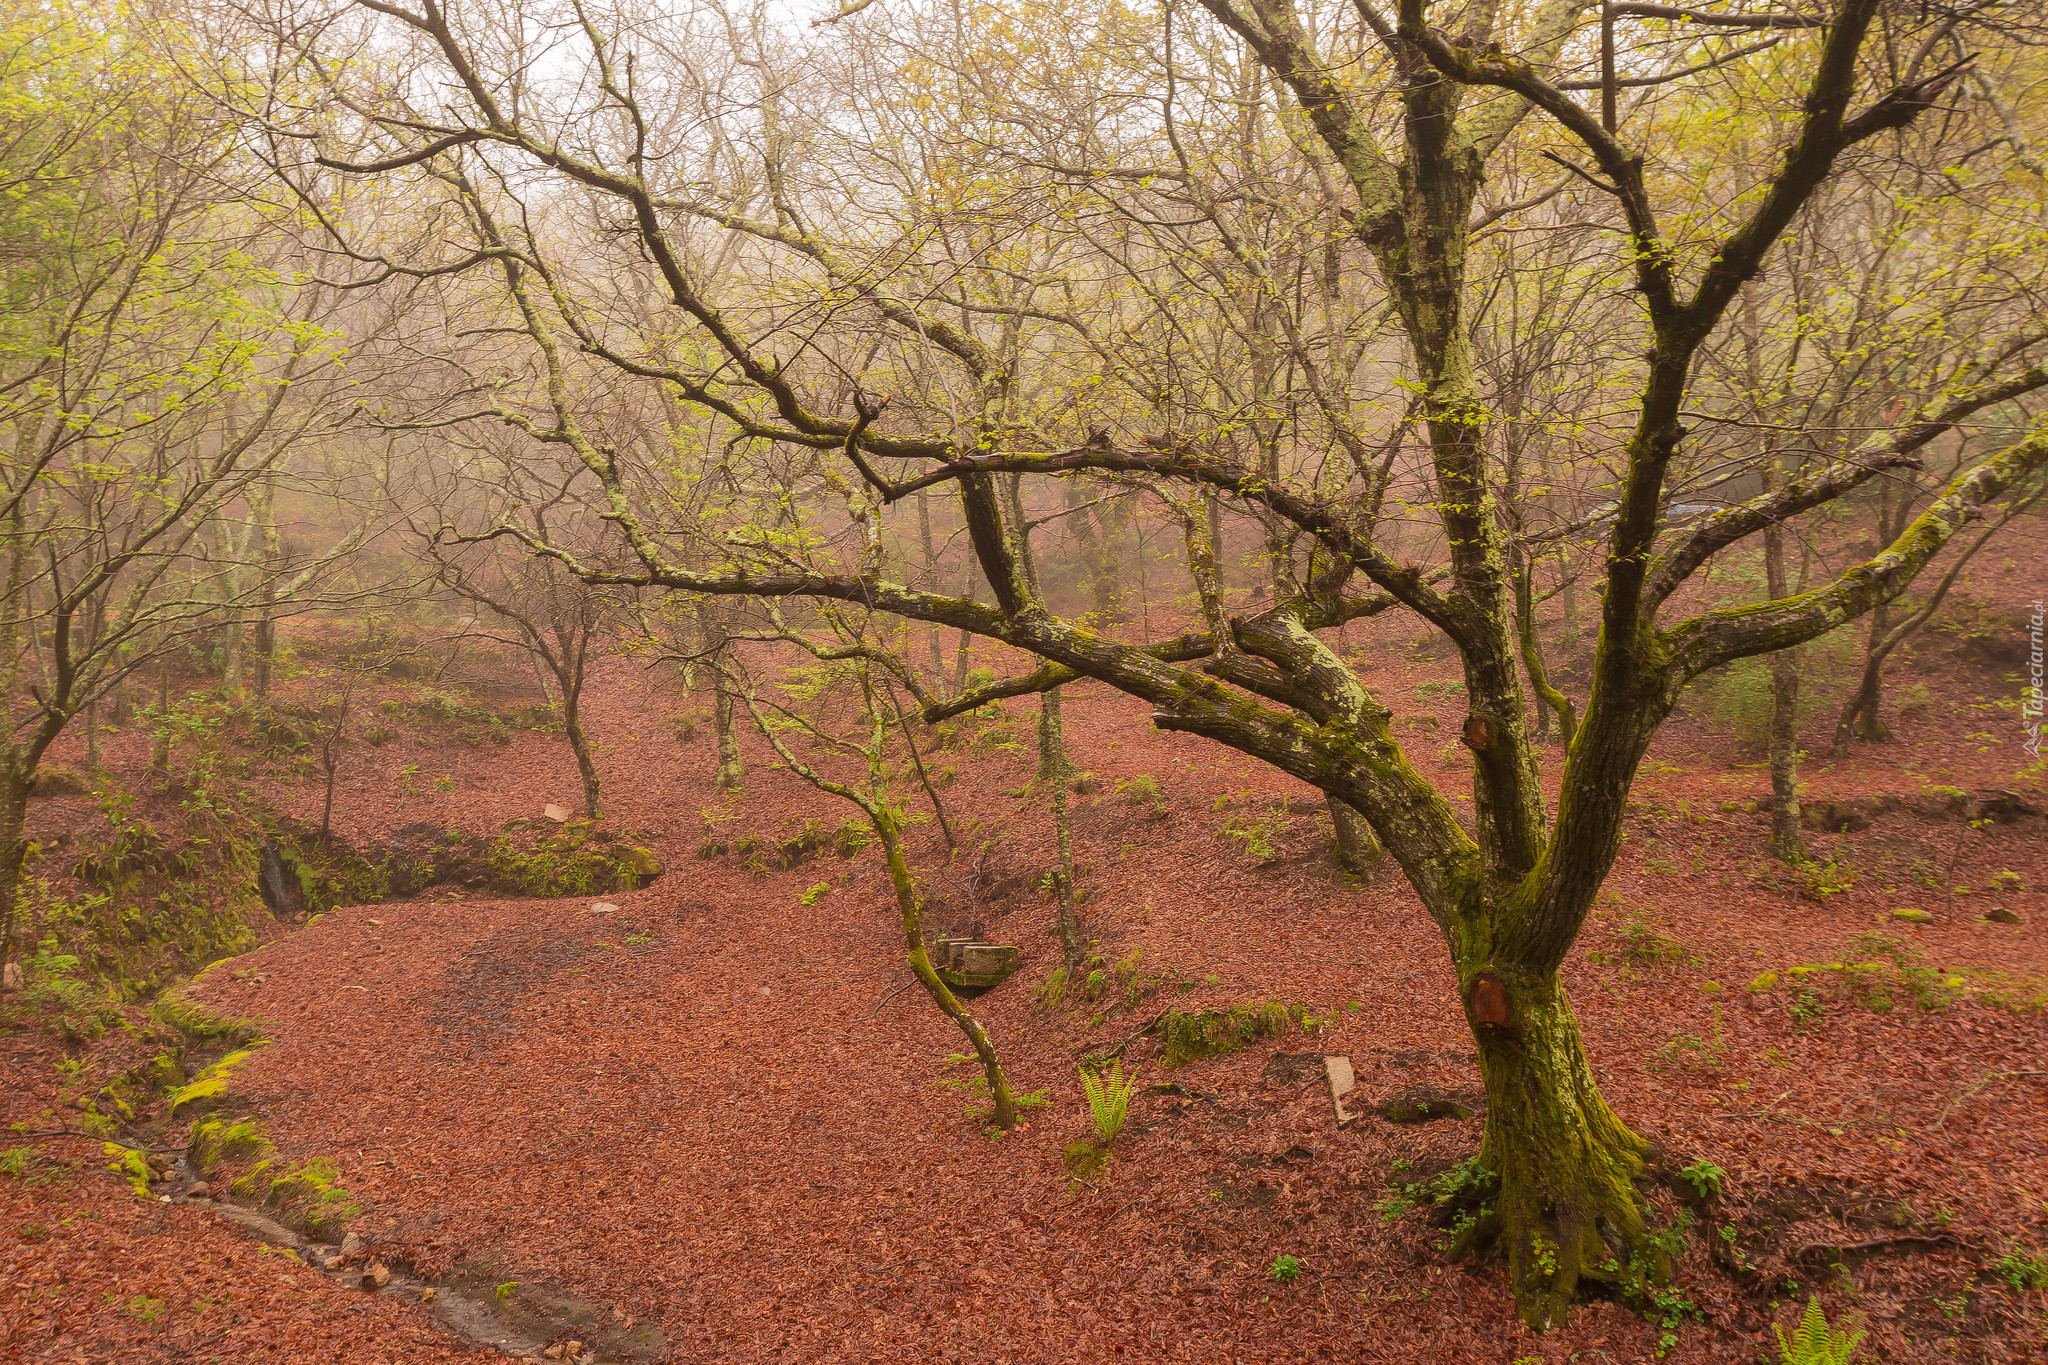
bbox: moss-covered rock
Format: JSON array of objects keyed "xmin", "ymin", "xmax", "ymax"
[
  {"xmin": 189, "ymin": 1116, "xmax": 268, "ymax": 1173},
  {"xmin": 1158, "ymin": 1000, "xmax": 1300, "ymax": 1067},
  {"xmin": 265, "ymin": 1158, "xmax": 359, "ymax": 1239},
  {"xmin": 169, "ymin": 1046, "xmax": 264, "ymax": 1116}
]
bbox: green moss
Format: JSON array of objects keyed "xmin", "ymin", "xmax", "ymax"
[
  {"xmin": 152, "ymin": 981, "xmax": 262, "ymax": 1047},
  {"xmin": 169, "ymin": 1047, "xmax": 263, "ymax": 1115},
  {"xmin": 485, "ymin": 828, "xmax": 650, "ymax": 897},
  {"xmin": 265, "ymin": 1158, "xmax": 360, "ymax": 1238},
  {"xmin": 230, "ymin": 1157, "xmax": 274, "ymax": 1197},
  {"xmin": 189, "ymin": 1116, "xmax": 270, "ymax": 1174},
  {"xmin": 1158, "ymin": 1000, "xmax": 1299, "ymax": 1067},
  {"xmin": 102, "ymin": 1143, "xmax": 152, "ymax": 1197}
]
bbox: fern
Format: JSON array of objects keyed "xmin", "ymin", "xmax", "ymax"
[
  {"xmin": 1775, "ymin": 1298, "xmax": 1864, "ymax": 1365},
  {"xmin": 1078, "ymin": 1059, "xmax": 1138, "ymax": 1145}
]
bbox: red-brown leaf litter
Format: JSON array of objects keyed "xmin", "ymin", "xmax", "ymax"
[{"xmin": 5, "ymin": 567, "xmax": 2046, "ymax": 1363}]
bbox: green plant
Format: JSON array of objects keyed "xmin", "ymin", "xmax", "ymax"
[
  {"xmin": 433, "ymin": 774, "xmax": 455, "ymax": 792},
  {"xmin": 1267, "ymin": 1254, "xmax": 1302, "ymax": 1283},
  {"xmin": 1118, "ymin": 774, "xmax": 1162, "ymax": 804},
  {"xmin": 495, "ymin": 1281, "xmax": 518, "ymax": 1302},
  {"xmin": 1, "ymin": 1147, "xmax": 34, "ymax": 1178},
  {"xmin": 1678, "ymin": 1160, "xmax": 1726, "ymax": 1200},
  {"xmin": 1993, "ymin": 1249, "xmax": 2048, "ymax": 1292},
  {"xmin": 799, "ymin": 882, "xmax": 831, "ymax": 906},
  {"xmin": 1774, "ymin": 1297, "xmax": 1864, "ymax": 1364},
  {"xmin": 126, "ymin": 1294, "xmax": 166, "ymax": 1326},
  {"xmin": 1222, "ymin": 810, "xmax": 1286, "ymax": 863},
  {"xmin": 1079, "ymin": 1059, "xmax": 1139, "ymax": 1145}
]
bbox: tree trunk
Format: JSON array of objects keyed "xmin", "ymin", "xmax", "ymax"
[
  {"xmin": 562, "ymin": 691, "xmax": 601, "ymax": 818},
  {"xmin": 151, "ymin": 661, "xmax": 172, "ymax": 780},
  {"xmin": 1458, "ymin": 967, "xmax": 1665, "ymax": 1331},
  {"xmin": 1762, "ymin": 525, "xmax": 1803, "ymax": 862},
  {"xmin": 917, "ymin": 491, "xmax": 946, "ymax": 686},
  {"xmin": 875, "ymin": 809, "xmax": 1018, "ymax": 1130},
  {"xmin": 712, "ymin": 677, "xmax": 743, "ymax": 791},
  {"xmin": 0, "ymin": 767, "xmax": 31, "ymax": 982},
  {"xmin": 1038, "ymin": 686, "xmax": 1086, "ymax": 968},
  {"xmin": 1327, "ymin": 795, "xmax": 1382, "ymax": 874},
  {"xmin": 250, "ymin": 476, "xmax": 280, "ymax": 699},
  {"xmin": 1832, "ymin": 603, "xmax": 1891, "ymax": 754}
]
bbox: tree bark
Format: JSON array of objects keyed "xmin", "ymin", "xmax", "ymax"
[
  {"xmin": 562, "ymin": 688, "xmax": 601, "ymax": 818},
  {"xmin": 1762, "ymin": 524, "xmax": 1804, "ymax": 862},
  {"xmin": 1458, "ymin": 967, "xmax": 1665, "ymax": 1331},
  {"xmin": 1327, "ymin": 794, "xmax": 1382, "ymax": 874},
  {"xmin": 875, "ymin": 808, "xmax": 1018, "ymax": 1130},
  {"xmin": 0, "ymin": 767, "xmax": 30, "ymax": 981},
  {"xmin": 712, "ymin": 679, "xmax": 743, "ymax": 791}
]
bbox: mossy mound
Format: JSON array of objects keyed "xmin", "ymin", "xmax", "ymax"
[{"xmin": 1158, "ymin": 1000, "xmax": 1301, "ymax": 1067}]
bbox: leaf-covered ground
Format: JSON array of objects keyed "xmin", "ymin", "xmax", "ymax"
[{"xmin": 5, "ymin": 564, "xmax": 2046, "ymax": 1362}]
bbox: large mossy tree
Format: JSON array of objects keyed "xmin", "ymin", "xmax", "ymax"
[{"xmin": 273, "ymin": 0, "xmax": 2048, "ymax": 1328}]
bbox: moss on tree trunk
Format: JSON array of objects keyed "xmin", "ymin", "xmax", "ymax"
[{"xmin": 1456, "ymin": 967, "xmax": 1665, "ymax": 1330}]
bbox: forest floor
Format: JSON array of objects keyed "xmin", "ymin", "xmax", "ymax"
[{"xmin": 4, "ymin": 563, "xmax": 2047, "ymax": 1363}]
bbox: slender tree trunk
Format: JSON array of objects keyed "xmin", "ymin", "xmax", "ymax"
[
  {"xmin": 1515, "ymin": 553, "xmax": 1577, "ymax": 746},
  {"xmin": 0, "ymin": 766, "xmax": 30, "ymax": 983},
  {"xmin": 953, "ymin": 562, "xmax": 977, "ymax": 693},
  {"xmin": 562, "ymin": 687, "xmax": 601, "ymax": 818},
  {"xmin": 151, "ymin": 660, "xmax": 172, "ymax": 781},
  {"xmin": 1762, "ymin": 522, "xmax": 1804, "ymax": 862},
  {"xmin": 1832, "ymin": 611, "xmax": 1891, "ymax": 755},
  {"xmin": 875, "ymin": 809, "xmax": 1018, "ymax": 1130},
  {"xmin": 917, "ymin": 492, "xmax": 946, "ymax": 686},
  {"xmin": 1037, "ymin": 686, "xmax": 1085, "ymax": 968},
  {"xmin": 1327, "ymin": 795, "xmax": 1382, "ymax": 874},
  {"xmin": 249, "ymin": 476, "xmax": 280, "ymax": 699},
  {"xmin": 712, "ymin": 677, "xmax": 743, "ymax": 791}
]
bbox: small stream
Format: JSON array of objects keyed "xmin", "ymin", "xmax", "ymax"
[{"xmin": 154, "ymin": 1151, "xmax": 576, "ymax": 1363}]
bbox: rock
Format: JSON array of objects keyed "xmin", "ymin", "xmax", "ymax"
[
  {"xmin": 323, "ymin": 1255, "xmax": 346, "ymax": 1271},
  {"xmin": 1323, "ymin": 1055, "xmax": 1359, "ymax": 1128},
  {"xmin": 186, "ymin": 1181, "xmax": 210, "ymax": 1199},
  {"xmin": 1376, "ymin": 1087, "xmax": 1481, "ymax": 1124},
  {"xmin": 2, "ymin": 960, "xmax": 23, "ymax": 993},
  {"xmin": 256, "ymin": 841, "xmax": 307, "ymax": 918},
  {"xmin": 1985, "ymin": 907, "xmax": 2021, "ymax": 925},
  {"xmin": 419, "ymin": 1287, "xmax": 436, "ymax": 1303},
  {"xmin": 587, "ymin": 902, "xmax": 619, "ymax": 914},
  {"xmin": 932, "ymin": 940, "xmax": 1021, "ymax": 990},
  {"xmin": 543, "ymin": 804, "xmax": 571, "ymax": 823},
  {"xmin": 1891, "ymin": 907, "xmax": 1934, "ymax": 923},
  {"xmin": 361, "ymin": 1262, "xmax": 391, "ymax": 1290},
  {"xmin": 624, "ymin": 846, "xmax": 663, "ymax": 881},
  {"xmin": 339, "ymin": 1231, "xmax": 365, "ymax": 1260}
]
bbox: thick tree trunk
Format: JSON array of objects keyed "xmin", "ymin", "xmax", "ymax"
[
  {"xmin": 875, "ymin": 811, "xmax": 1018, "ymax": 1130},
  {"xmin": 1459, "ymin": 967, "xmax": 1664, "ymax": 1330}
]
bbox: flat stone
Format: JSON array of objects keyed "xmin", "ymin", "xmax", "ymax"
[
  {"xmin": 361, "ymin": 1262, "xmax": 391, "ymax": 1291},
  {"xmin": 587, "ymin": 903, "xmax": 619, "ymax": 914},
  {"xmin": 1985, "ymin": 907, "xmax": 2021, "ymax": 924},
  {"xmin": 1323, "ymin": 1055, "xmax": 1359, "ymax": 1128},
  {"xmin": 185, "ymin": 1181, "xmax": 210, "ymax": 1199},
  {"xmin": 543, "ymin": 804, "xmax": 571, "ymax": 823},
  {"xmin": 1891, "ymin": 907, "xmax": 1934, "ymax": 923},
  {"xmin": 340, "ymin": 1231, "xmax": 365, "ymax": 1260}
]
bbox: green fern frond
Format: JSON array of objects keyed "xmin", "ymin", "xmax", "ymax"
[
  {"xmin": 1078, "ymin": 1059, "xmax": 1138, "ymax": 1145},
  {"xmin": 1775, "ymin": 1297, "xmax": 1865, "ymax": 1365}
]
